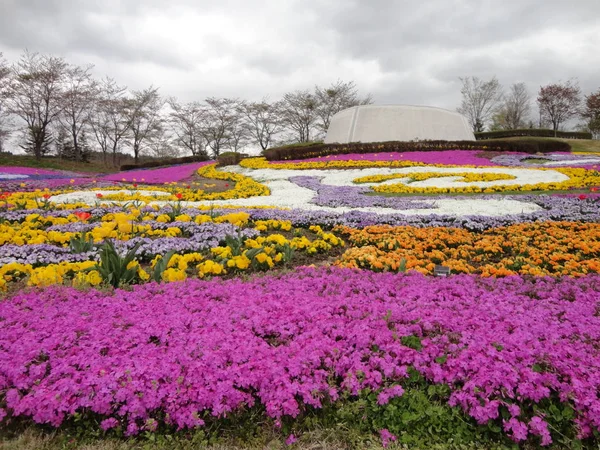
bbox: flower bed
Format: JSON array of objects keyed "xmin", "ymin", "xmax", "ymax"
[
  {"xmin": 101, "ymin": 161, "xmax": 213, "ymax": 184},
  {"xmin": 1, "ymin": 267, "xmax": 600, "ymax": 446},
  {"xmin": 2, "ymin": 151, "xmax": 600, "ymax": 447},
  {"xmin": 0, "ymin": 207, "xmax": 343, "ymax": 290},
  {"xmin": 335, "ymin": 221, "xmax": 600, "ymax": 276},
  {"xmin": 492, "ymin": 153, "xmax": 600, "ymax": 170},
  {"xmin": 271, "ymin": 150, "xmax": 502, "ymax": 166}
]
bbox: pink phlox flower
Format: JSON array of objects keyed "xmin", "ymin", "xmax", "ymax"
[
  {"xmin": 377, "ymin": 385, "xmax": 405, "ymax": 405},
  {"xmin": 503, "ymin": 417, "xmax": 528, "ymax": 442},
  {"xmin": 379, "ymin": 428, "xmax": 397, "ymax": 448},
  {"xmin": 100, "ymin": 417, "xmax": 119, "ymax": 431},
  {"xmin": 529, "ymin": 416, "xmax": 552, "ymax": 446}
]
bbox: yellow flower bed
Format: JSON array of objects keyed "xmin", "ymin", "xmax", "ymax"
[
  {"xmin": 241, "ymin": 158, "xmax": 600, "ymax": 193},
  {"xmin": 90, "ymin": 165, "xmax": 269, "ymax": 203},
  {"xmin": 370, "ymin": 168, "xmax": 600, "ymax": 195},
  {"xmin": 0, "ymin": 210, "xmax": 345, "ymax": 289},
  {"xmin": 241, "ymin": 157, "xmax": 425, "ymax": 170}
]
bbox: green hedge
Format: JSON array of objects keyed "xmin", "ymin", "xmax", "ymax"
[
  {"xmin": 475, "ymin": 129, "xmax": 592, "ymax": 140},
  {"xmin": 120, "ymin": 155, "xmax": 210, "ymax": 171},
  {"xmin": 264, "ymin": 139, "xmax": 571, "ymax": 161},
  {"xmin": 216, "ymin": 152, "xmax": 248, "ymax": 167}
]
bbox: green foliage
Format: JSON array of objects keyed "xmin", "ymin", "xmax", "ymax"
[
  {"xmin": 401, "ymin": 334, "xmax": 423, "ymax": 351},
  {"xmin": 164, "ymin": 201, "xmax": 183, "ymax": 221},
  {"xmin": 331, "ymin": 372, "xmax": 510, "ymax": 449},
  {"xmin": 20, "ymin": 125, "xmax": 53, "ymax": 158},
  {"xmin": 94, "ymin": 239, "xmax": 142, "ymax": 288},
  {"xmin": 224, "ymin": 233, "xmax": 246, "ymax": 256},
  {"xmin": 34, "ymin": 196, "xmax": 54, "ymax": 211},
  {"xmin": 151, "ymin": 250, "xmax": 176, "ymax": 283},
  {"xmin": 280, "ymin": 242, "xmax": 295, "ymax": 263},
  {"xmin": 69, "ymin": 233, "xmax": 95, "ymax": 253}
]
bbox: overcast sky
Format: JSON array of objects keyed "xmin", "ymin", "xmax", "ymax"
[{"xmin": 1, "ymin": 0, "xmax": 599, "ymax": 113}]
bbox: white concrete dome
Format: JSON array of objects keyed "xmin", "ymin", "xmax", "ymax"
[{"xmin": 324, "ymin": 105, "xmax": 475, "ymax": 143}]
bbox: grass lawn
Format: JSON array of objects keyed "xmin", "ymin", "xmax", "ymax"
[
  {"xmin": 0, "ymin": 427, "xmax": 511, "ymax": 450},
  {"xmin": 483, "ymin": 136, "xmax": 600, "ymax": 153},
  {"xmin": 559, "ymin": 138, "xmax": 600, "ymax": 153},
  {"xmin": 0, "ymin": 154, "xmax": 119, "ymax": 173}
]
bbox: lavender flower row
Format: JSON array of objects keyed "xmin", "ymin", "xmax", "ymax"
[
  {"xmin": 1, "ymin": 222, "xmax": 257, "ymax": 266},
  {"xmin": 0, "ymin": 244, "xmax": 97, "ymax": 266},
  {"xmin": 291, "ymin": 176, "xmax": 433, "ymax": 209}
]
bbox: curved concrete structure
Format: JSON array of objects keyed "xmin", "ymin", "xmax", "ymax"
[{"xmin": 324, "ymin": 105, "xmax": 475, "ymax": 143}]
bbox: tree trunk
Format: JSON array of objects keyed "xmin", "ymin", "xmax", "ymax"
[{"xmin": 72, "ymin": 123, "xmax": 80, "ymax": 162}]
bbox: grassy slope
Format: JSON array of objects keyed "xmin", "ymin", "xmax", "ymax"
[
  {"xmin": 483, "ymin": 136, "xmax": 600, "ymax": 153},
  {"xmin": 0, "ymin": 154, "xmax": 118, "ymax": 173}
]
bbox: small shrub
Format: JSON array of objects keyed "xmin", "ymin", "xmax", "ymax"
[
  {"xmin": 151, "ymin": 250, "xmax": 176, "ymax": 283},
  {"xmin": 69, "ymin": 233, "xmax": 95, "ymax": 253},
  {"xmin": 217, "ymin": 152, "xmax": 247, "ymax": 167},
  {"xmin": 94, "ymin": 239, "xmax": 142, "ymax": 288}
]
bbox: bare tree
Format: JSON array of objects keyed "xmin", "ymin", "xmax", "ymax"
[
  {"xmin": 203, "ymin": 97, "xmax": 239, "ymax": 157},
  {"xmin": 496, "ymin": 82, "xmax": 531, "ymax": 130},
  {"xmin": 537, "ymin": 80, "xmax": 581, "ymax": 136},
  {"xmin": 59, "ymin": 63, "xmax": 98, "ymax": 161},
  {"xmin": 457, "ymin": 76, "xmax": 504, "ymax": 132},
  {"xmin": 280, "ymin": 90, "xmax": 318, "ymax": 143},
  {"xmin": 314, "ymin": 80, "xmax": 373, "ymax": 135},
  {"xmin": 168, "ymin": 99, "xmax": 208, "ymax": 157},
  {"xmin": 0, "ymin": 52, "xmax": 13, "ymax": 153},
  {"xmin": 147, "ymin": 127, "xmax": 180, "ymax": 159},
  {"xmin": 227, "ymin": 100, "xmax": 250, "ymax": 153},
  {"xmin": 242, "ymin": 99, "xmax": 282, "ymax": 151},
  {"xmin": 90, "ymin": 78, "xmax": 132, "ymax": 166},
  {"xmin": 582, "ymin": 88, "xmax": 600, "ymax": 139},
  {"xmin": 5, "ymin": 51, "xmax": 67, "ymax": 159},
  {"xmin": 128, "ymin": 86, "xmax": 164, "ymax": 163}
]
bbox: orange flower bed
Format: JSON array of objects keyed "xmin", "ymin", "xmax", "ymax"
[{"xmin": 334, "ymin": 221, "xmax": 600, "ymax": 277}]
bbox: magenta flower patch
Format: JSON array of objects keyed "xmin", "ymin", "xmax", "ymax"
[{"xmin": 1, "ymin": 268, "xmax": 600, "ymax": 445}]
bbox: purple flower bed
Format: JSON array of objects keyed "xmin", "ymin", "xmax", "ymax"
[
  {"xmin": 1, "ymin": 267, "xmax": 600, "ymax": 445},
  {"xmin": 0, "ymin": 166, "xmax": 99, "ymax": 191},
  {"xmin": 492, "ymin": 153, "xmax": 600, "ymax": 170},
  {"xmin": 236, "ymin": 193, "xmax": 600, "ymax": 231},
  {"xmin": 290, "ymin": 176, "xmax": 433, "ymax": 210},
  {"xmin": 0, "ymin": 179, "xmax": 111, "ymax": 192},
  {"xmin": 0, "ymin": 244, "xmax": 97, "ymax": 266},
  {"xmin": 0, "ymin": 221, "xmax": 257, "ymax": 265},
  {"xmin": 0, "ymin": 166, "xmax": 85, "ymax": 176},
  {"xmin": 271, "ymin": 150, "xmax": 502, "ymax": 166},
  {"xmin": 101, "ymin": 162, "xmax": 213, "ymax": 184}
]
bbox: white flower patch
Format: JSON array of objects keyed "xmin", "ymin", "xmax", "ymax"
[
  {"xmin": 228, "ymin": 166, "xmax": 568, "ymax": 189},
  {"xmin": 49, "ymin": 166, "xmax": 569, "ymax": 217},
  {"xmin": 49, "ymin": 189, "xmax": 172, "ymax": 205},
  {"xmin": 0, "ymin": 173, "xmax": 29, "ymax": 180}
]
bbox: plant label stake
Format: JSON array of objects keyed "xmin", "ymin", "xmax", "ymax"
[{"xmin": 434, "ymin": 265, "xmax": 451, "ymax": 277}]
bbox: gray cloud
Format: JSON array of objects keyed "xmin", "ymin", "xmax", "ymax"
[{"xmin": 0, "ymin": 0, "xmax": 598, "ymax": 112}]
